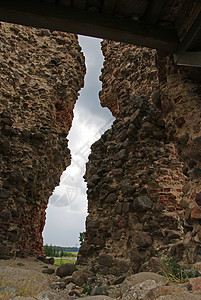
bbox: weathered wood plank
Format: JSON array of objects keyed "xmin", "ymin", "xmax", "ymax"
[
  {"xmin": 102, "ymin": 0, "xmax": 118, "ymax": 15},
  {"xmin": 0, "ymin": 0, "xmax": 179, "ymax": 52},
  {"xmin": 174, "ymin": 51, "xmax": 201, "ymax": 67},
  {"xmin": 144, "ymin": 0, "xmax": 166, "ymax": 24},
  {"xmin": 72, "ymin": 0, "xmax": 86, "ymax": 10},
  {"xmin": 175, "ymin": 10, "xmax": 201, "ymax": 54}
]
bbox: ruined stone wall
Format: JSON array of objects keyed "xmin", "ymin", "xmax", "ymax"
[
  {"xmin": 0, "ymin": 22, "xmax": 85, "ymax": 258},
  {"xmin": 99, "ymin": 41, "xmax": 158, "ymax": 117},
  {"xmin": 78, "ymin": 41, "xmax": 201, "ymax": 275},
  {"xmin": 157, "ymin": 55, "xmax": 201, "ymax": 262},
  {"xmin": 78, "ymin": 41, "xmax": 189, "ymax": 275}
]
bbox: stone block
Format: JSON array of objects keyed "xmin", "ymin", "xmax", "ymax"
[
  {"xmin": 133, "ymin": 196, "xmax": 153, "ymax": 212},
  {"xmin": 98, "ymin": 254, "xmax": 113, "ymax": 267},
  {"xmin": 191, "ymin": 206, "xmax": 201, "ymax": 219},
  {"xmin": 135, "ymin": 231, "xmax": 152, "ymax": 247}
]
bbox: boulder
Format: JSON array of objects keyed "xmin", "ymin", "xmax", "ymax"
[
  {"xmin": 120, "ymin": 272, "xmax": 166, "ymax": 296},
  {"xmin": 91, "ymin": 286, "xmax": 109, "ymax": 296},
  {"xmin": 56, "ymin": 263, "xmax": 77, "ymax": 278},
  {"xmin": 72, "ymin": 270, "xmax": 92, "ymax": 286},
  {"xmin": 122, "ymin": 279, "xmax": 165, "ymax": 300},
  {"xmin": 0, "ymin": 266, "xmax": 49, "ymax": 298},
  {"xmin": 42, "ymin": 268, "xmax": 54, "ymax": 274}
]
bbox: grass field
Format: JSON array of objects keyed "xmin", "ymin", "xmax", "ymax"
[
  {"xmin": 54, "ymin": 258, "xmax": 76, "ymax": 266},
  {"xmin": 63, "ymin": 252, "xmax": 78, "ymax": 257}
]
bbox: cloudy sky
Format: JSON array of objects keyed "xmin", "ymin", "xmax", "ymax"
[{"xmin": 42, "ymin": 35, "xmax": 115, "ymax": 247}]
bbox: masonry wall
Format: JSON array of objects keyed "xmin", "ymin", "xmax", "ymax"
[
  {"xmin": 157, "ymin": 55, "xmax": 201, "ymax": 262},
  {"xmin": 78, "ymin": 41, "xmax": 201, "ymax": 274},
  {"xmin": 0, "ymin": 22, "xmax": 85, "ymax": 258}
]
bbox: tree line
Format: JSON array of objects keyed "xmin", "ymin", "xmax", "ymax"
[{"xmin": 43, "ymin": 244, "xmax": 78, "ymax": 257}]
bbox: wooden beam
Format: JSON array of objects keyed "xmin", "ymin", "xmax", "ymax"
[
  {"xmin": 175, "ymin": 10, "xmax": 201, "ymax": 54},
  {"xmin": 174, "ymin": 51, "xmax": 201, "ymax": 67},
  {"xmin": 0, "ymin": 0, "xmax": 179, "ymax": 52},
  {"xmin": 72, "ymin": 0, "xmax": 86, "ymax": 10},
  {"xmin": 144, "ymin": 0, "xmax": 166, "ymax": 24},
  {"xmin": 102, "ymin": 0, "xmax": 118, "ymax": 15}
]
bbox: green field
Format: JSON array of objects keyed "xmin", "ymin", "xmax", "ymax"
[
  {"xmin": 63, "ymin": 251, "xmax": 78, "ymax": 257},
  {"xmin": 54, "ymin": 258, "xmax": 76, "ymax": 265}
]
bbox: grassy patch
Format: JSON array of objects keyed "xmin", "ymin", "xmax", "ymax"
[
  {"xmin": 54, "ymin": 258, "xmax": 76, "ymax": 266},
  {"xmin": 161, "ymin": 256, "xmax": 201, "ymax": 283},
  {"xmin": 63, "ymin": 252, "xmax": 78, "ymax": 257}
]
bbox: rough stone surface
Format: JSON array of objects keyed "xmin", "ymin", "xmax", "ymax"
[
  {"xmin": 157, "ymin": 54, "xmax": 201, "ymax": 263},
  {"xmin": 72, "ymin": 269, "xmax": 92, "ymax": 286},
  {"xmin": 0, "ymin": 266, "xmax": 49, "ymax": 298},
  {"xmin": 80, "ymin": 297, "xmax": 113, "ymax": 300},
  {"xmin": 91, "ymin": 286, "xmax": 109, "ymax": 296},
  {"xmin": 188, "ymin": 276, "xmax": 201, "ymax": 291},
  {"xmin": 122, "ymin": 279, "xmax": 165, "ymax": 300},
  {"xmin": 120, "ymin": 272, "xmax": 166, "ymax": 296},
  {"xmin": 13, "ymin": 297, "xmax": 35, "ymax": 300},
  {"xmin": 56, "ymin": 263, "xmax": 77, "ymax": 278},
  {"xmin": 78, "ymin": 40, "xmax": 201, "ymax": 273},
  {"xmin": 36, "ymin": 291, "xmax": 70, "ymax": 299},
  {"xmin": 143, "ymin": 284, "xmax": 201, "ymax": 300},
  {"xmin": 1, "ymin": 16, "xmax": 201, "ymax": 300},
  {"xmin": 0, "ymin": 22, "xmax": 85, "ymax": 258}
]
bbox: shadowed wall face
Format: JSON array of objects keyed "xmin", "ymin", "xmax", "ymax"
[
  {"xmin": 78, "ymin": 41, "xmax": 201, "ymax": 275},
  {"xmin": 0, "ymin": 22, "xmax": 85, "ymax": 258}
]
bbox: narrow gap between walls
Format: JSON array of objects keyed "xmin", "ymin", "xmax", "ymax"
[{"xmin": 42, "ymin": 35, "xmax": 115, "ymax": 249}]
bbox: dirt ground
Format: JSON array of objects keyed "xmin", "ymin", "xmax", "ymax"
[{"xmin": 0, "ymin": 257, "xmax": 59, "ymax": 284}]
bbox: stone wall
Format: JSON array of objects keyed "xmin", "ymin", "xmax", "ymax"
[
  {"xmin": 78, "ymin": 41, "xmax": 201, "ymax": 274},
  {"xmin": 99, "ymin": 41, "xmax": 158, "ymax": 117},
  {"xmin": 0, "ymin": 22, "xmax": 85, "ymax": 258},
  {"xmin": 157, "ymin": 55, "xmax": 201, "ymax": 262}
]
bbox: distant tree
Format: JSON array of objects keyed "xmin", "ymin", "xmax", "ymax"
[
  {"xmin": 55, "ymin": 248, "xmax": 59, "ymax": 257},
  {"xmin": 60, "ymin": 249, "xmax": 64, "ymax": 258},
  {"xmin": 79, "ymin": 232, "xmax": 85, "ymax": 246},
  {"xmin": 49, "ymin": 244, "xmax": 53, "ymax": 257}
]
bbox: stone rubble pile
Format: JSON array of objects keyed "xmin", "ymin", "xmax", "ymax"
[{"xmin": 2, "ymin": 262, "xmax": 201, "ymax": 299}]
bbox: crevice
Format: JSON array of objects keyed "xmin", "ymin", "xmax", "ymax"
[{"xmin": 43, "ymin": 35, "xmax": 114, "ymax": 248}]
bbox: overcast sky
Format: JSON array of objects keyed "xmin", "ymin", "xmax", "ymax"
[{"xmin": 42, "ymin": 35, "xmax": 114, "ymax": 247}]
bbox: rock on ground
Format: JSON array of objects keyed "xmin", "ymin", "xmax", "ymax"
[
  {"xmin": 120, "ymin": 272, "xmax": 166, "ymax": 296},
  {"xmin": 0, "ymin": 266, "xmax": 49, "ymax": 299},
  {"xmin": 56, "ymin": 263, "xmax": 77, "ymax": 278},
  {"xmin": 80, "ymin": 297, "xmax": 114, "ymax": 300}
]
